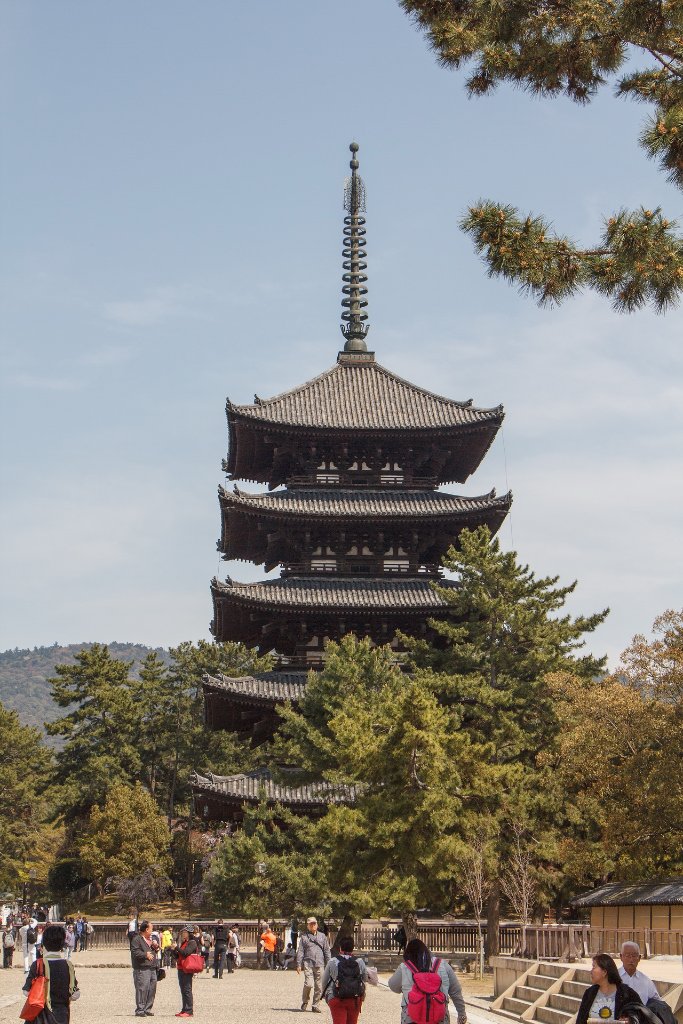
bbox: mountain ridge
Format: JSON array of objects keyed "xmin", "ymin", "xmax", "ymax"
[{"xmin": 0, "ymin": 643, "xmax": 171, "ymax": 737}]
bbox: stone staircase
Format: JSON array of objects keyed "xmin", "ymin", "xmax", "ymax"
[
  {"xmin": 492, "ymin": 963, "xmax": 593, "ymax": 1024},
  {"xmin": 493, "ymin": 964, "xmax": 683, "ymax": 1024}
]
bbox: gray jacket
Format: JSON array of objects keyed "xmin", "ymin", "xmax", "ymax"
[
  {"xmin": 296, "ymin": 931, "xmax": 331, "ymax": 969},
  {"xmin": 388, "ymin": 959, "xmax": 466, "ymax": 1024},
  {"xmin": 321, "ymin": 955, "xmax": 368, "ymax": 1002}
]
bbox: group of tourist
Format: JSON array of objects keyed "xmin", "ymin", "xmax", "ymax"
[
  {"xmin": 128, "ymin": 916, "xmax": 243, "ymax": 1018},
  {"xmin": 1, "ymin": 910, "xmax": 93, "ymax": 973},
  {"xmin": 11, "ymin": 909, "xmax": 675, "ymax": 1024}
]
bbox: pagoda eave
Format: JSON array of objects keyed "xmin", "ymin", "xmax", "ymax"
[
  {"xmin": 191, "ymin": 770, "xmax": 355, "ymax": 824},
  {"xmin": 217, "ymin": 485, "xmax": 512, "ymax": 564},
  {"xmin": 224, "ymin": 412, "xmax": 504, "ymax": 486}
]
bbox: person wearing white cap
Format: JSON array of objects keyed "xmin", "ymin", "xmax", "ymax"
[{"xmin": 296, "ymin": 917, "xmax": 331, "ymax": 1012}]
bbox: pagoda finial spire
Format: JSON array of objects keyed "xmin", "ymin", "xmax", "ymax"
[{"xmin": 340, "ymin": 141, "xmax": 369, "ymax": 352}]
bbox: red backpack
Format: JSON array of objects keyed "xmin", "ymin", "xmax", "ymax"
[{"xmin": 405, "ymin": 958, "xmax": 447, "ymax": 1024}]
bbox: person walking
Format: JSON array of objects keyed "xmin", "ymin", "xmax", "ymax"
[
  {"xmin": 226, "ymin": 925, "xmax": 239, "ymax": 973},
  {"xmin": 22, "ymin": 924, "xmax": 79, "ymax": 1024},
  {"xmin": 260, "ymin": 923, "xmax": 278, "ymax": 970},
  {"xmin": 172, "ymin": 926, "xmax": 201, "ymax": 1018},
  {"xmin": 212, "ymin": 919, "xmax": 228, "ymax": 979},
  {"xmin": 296, "ymin": 916, "xmax": 331, "ymax": 1013},
  {"xmin": 64, "ymin": 924, "xmax": 76, "ymax": 961},
  {"xmin": 130, "ymin": 919, "xmax": 158, "ymax": 1019},
  {"xmin": 161, "ymin": 927, "xmax": 174, "ymax": 968},
  {"xmin": 19, "ymin": 914, "xmax": 37, "ymax": 975},
  {"xmin": 388, "ymin": 938, "xmax": 468, "ymax": 1024},
  {"xmin": 321, "ymin": 935, "xmax": 367, "ymax": 1024},
  {"xmin": 1, "ymin": 921, "xmax": 15, "ymax": 968}
]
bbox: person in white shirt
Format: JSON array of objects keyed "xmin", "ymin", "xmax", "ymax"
[{"xmin": 619, "ymin": 942, "xmax": 660, "ymax": 1005}]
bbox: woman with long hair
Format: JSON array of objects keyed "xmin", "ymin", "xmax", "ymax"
[
  {"xmin": 22, "ymin": 925, "xmax": 79, "ymax": 1024},
  {"xmin": 576, "ymin": 953, "xmax": 642, "ymax": 1024},
  {"xmin": 388, "ymin": 937, "xmax": 467, "ymax": 1024}
]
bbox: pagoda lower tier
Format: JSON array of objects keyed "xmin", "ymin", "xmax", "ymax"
[
  {"xmin": 203, "ymin": 671, "xmax": 307, "ymax": 741},
  {"xmin": 191, "ymin": 768, "xmax": 355, "ymax": 826},
  {"xmin": 210, "ymin": 575, "xmax": 456, "ymax": 666},
  {"xmin": 218, "ymin": 486, "xmax": 511, "ymax": 572}
]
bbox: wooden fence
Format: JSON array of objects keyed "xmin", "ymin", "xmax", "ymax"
[
  {"xmin": 521, "ymin": 925, "xmax": 683, "ymax": 960},
  {"xmin": 76, "ymin": 921, "xmax": 683, "ymax": 958}
]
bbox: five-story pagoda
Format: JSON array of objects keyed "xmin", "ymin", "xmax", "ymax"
[{"xmin": 192, "ymin": 145, "xmax": 510, "ymax": 822}]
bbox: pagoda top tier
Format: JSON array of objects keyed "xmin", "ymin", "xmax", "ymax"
[
  {"xmin": 222, "ymin": 143, "xmax": 504, "ymax": 488},
  {"xmin": 225, "ymin": 357, "xmax": 504, "ymax": 486},
  {"xmin": 228, "ymin": 355, "xmax": 502, "ymax": 432}
]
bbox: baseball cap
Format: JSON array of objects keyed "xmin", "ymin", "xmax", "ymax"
[{"xmin": 306, "ymin": 916, "xmax": 317, "ymax": 924}]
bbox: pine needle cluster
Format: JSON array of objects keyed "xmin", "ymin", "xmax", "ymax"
[{"xmin": 401, "ymin": 0, "xmax": 683, "ymax": 311}]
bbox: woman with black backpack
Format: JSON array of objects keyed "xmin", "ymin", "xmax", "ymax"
[
  {"xmin": 321, "ymin": 936, "xmax": 368, "ymax": 1024},
  {"xmin": 388, "ymin": 938, "xmax": 467, "ymax": 1024}
]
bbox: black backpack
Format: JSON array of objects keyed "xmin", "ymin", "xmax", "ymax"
[
  {"xmin": 334, "ymin": 956, "xmax": 365, "ymax": 1000},
  {"xmin": 26, "ymin": 926, "xmax": 37, "ymax": 944}
]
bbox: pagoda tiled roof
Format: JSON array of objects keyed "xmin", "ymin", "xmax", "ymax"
[
  {"xmin": 221, "ymin": 485, "xmax": 512, "ymax": 518},
  {"xmin": 204, "ymin": 671, "xmax": 308, "ymax": 703},
  {"xmin": 211, "ymin": 575, "xmax": 454, "ymax": 611},
  {"xmin": 227, "ymin": 356, "xmax": 503, "ymax": 432},
  {"xmin": 190, "ymin": 768, "xmax": 355, "ymax": 807}
]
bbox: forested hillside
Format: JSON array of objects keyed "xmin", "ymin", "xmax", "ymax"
[{"xmin": 0, "ymin": 643, "xmax": 170, "ymax": 734}]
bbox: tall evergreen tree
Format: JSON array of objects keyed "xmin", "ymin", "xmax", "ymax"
[
  {"xmin": 0, "ymin": 701, "xmax": 52, "ymax": 890},
  {"xmin": 46, "ymin": 644, "xmax": 141, "ymax": 822},
  {"xmin": 275, "ymin": 638, "xmax": 479, "ymax": 933}
]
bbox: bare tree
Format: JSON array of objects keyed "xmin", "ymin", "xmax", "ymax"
[
  {"xmin": 500, "ymin": 821, "xmax": 537, "ymax": 957},
  {"xmin": 455, "ymin": 825, "xmax": 496, "ymax": 977}
]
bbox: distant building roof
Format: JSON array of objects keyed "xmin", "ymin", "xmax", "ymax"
[
  {"xmin": 571, "ymin": 880, "xmax": 683, "ymax": 907},
  {"xmin": 228, "ymin": 355, "xmax": 503, "ymax": 432}
]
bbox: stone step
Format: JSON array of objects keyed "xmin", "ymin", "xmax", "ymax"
[
  {"xmin": 573, "ymin": 970, "xmax": 593, "ymax": 984},
  {"xmin": 534, "ymin": 1005, "xmax": 573, "ymax": 1024},
  {"xmin": 562, "ymin": 981, "xmax": 589, "ymax": 998},
  {"xmin": 548, "ymin": 993, "xmax": 582, "ymax": 1014},
  {"xmin": 518, "ymin": 985, "xmax": 549, "ymax": 1002},
  {"xmin": 539, "ymin": 964, "xmax": 570, "ymax": 979},
  {"xmin": 504, "ymin": 996, "xmax": 533, "ymax": 1015},
  {"xmin": 531, "ymin": 974, "xmax": 558, "ymax": 991}
]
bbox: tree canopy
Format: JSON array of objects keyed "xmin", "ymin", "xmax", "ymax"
[{"xmin": 401, "ymin": 0, "xmax": 683, "ymax": 311}]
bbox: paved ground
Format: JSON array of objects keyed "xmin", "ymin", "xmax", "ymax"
[{"xmin": 0, "ymin": 957, "xmax": 499, "ymax": 1024}]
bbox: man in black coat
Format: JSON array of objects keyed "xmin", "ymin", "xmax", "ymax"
[{"xmin": 130, "ymin": 920, "xmax": 158, "ymax": 1018}]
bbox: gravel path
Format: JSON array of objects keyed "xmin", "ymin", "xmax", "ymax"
[{"xmin": 0, "ymin": 960, "xmax": 501, "ymax": 1024}]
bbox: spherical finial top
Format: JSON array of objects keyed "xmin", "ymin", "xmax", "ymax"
[
  {"xmin": 350, "ymin": 159, "xmax": 359, "ymax": 170},
  {"xmin": 349, "ymin": 142, "xmax": 359, "ymax": 153}
]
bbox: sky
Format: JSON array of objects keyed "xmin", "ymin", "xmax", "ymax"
[{"xmin": 1, "ymin": 0, "xmax": 681, "ymax": 667}]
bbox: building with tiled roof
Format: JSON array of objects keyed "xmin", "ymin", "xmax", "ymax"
[{"xmin": 194, "ymin": 143, "xmax": 510, "ymax": 822}]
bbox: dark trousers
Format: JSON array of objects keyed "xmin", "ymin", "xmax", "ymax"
[
  {"xmin": 133, "ymin": 967, "xmax": 157, "ymax": 1015},
  {"xmin": 3, "ymin": 947, "xmax": 14, "ymax": 968},
  {"xmin": 213, "ymin": 944, "xmax": 226, "ymax": 977},
  {"xmin": 226, "ymin": 951, "xmax": 236, "ymax": 973},
  {"xmin": 178, "ymin": 970, "xmax": 193, "ymax": 1014}
]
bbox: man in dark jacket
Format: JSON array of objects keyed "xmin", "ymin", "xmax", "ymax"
[{"xmin": 131, "ymin": 920, "xmax": 158, "ymax": 1018}]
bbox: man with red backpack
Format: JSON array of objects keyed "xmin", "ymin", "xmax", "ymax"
[{"xmin": 388, "ymin": 938, "xmax": 468, "ymax": 1024}]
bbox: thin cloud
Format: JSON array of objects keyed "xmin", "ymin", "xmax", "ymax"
[{"xmin": 9, "ymin": 372, "xmax": 81, "ymax": 391}]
